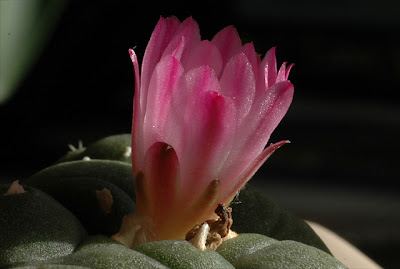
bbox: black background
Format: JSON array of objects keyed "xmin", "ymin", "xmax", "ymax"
[{"xmin": 1, "ymin": 0, "xmax": 399, "ymax": 267}]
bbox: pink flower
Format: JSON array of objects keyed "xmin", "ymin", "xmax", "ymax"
[{"xmin": 113, "ymin": 16, "xmax": 294, "ymax": 247}]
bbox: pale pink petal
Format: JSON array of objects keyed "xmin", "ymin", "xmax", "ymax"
[
  {"xmin": 211, "ymin": 26, "xmax": 242, "ymax": 70},
  {"xmin": 218, "ymin": 81, "xmax": 294, "ymax": 188},
  {"xmin": 286, "ymin": 63, "xmax": 294, "ymax": 80},
  {"xmin": 219, "ymin": 52, "xmax": 256, "ymax": 125},
  {"xmin": 129, "ymin": 49, "xmax": 141, "ymax": 95},
  {"xmin": 129, "ymin": 49, "xmax": 143, "ymax": 174},
  {"xmin": 276, "ymin": 61, "xmax": 293, "ymax": 83},
  {"xmin": 178, "ymin": 65, "xmax": 221, "ymax": 111},
  {"xmin": 184, "ymin": 40, "xmax": 223, "ymax": 76},
  {"xmin": 141, "ymin": 17, "xmax": 180, "ymax": 107},
  {"xmin": 241, "ymin": 81, "xmax": 294, "ymax": 157},
  {"xmin": 161, "ymin": 17, "xmax": 201, "ymax": 63},
  {"xmin": 168, "ymin": 66, "xmax": 222, "ymax": 159},
  {"xmin": 142, "ymin": 55, "xmax": 186, "ymax": 159},
  {"xmin": 180, "ymin": 90, "xmax": 236, "ymax": 204},
  {"xmin": 276, "ymin": 62, "xmax": 287, "ymax": 83},
  {"xmin": 241, "ymin": 42, "xmax": 260, "ymax": 81},
  {"xmin": 221, "ymin": 140, "xmax": 290, "ymax": 203},
  {"xmin": 157, "ymin": 66, "xmax": 223, "ymax": 162},
  {"xmin": 171, "ymin": 36, "xmax": 186, "ymax": 60},
  {"xmin": 258, "ymin": 47, "xmax": 278, "ymax": 92},
  {"xmin": 142, "ymin": 142, "xmax": 180, "ymax": 222}
]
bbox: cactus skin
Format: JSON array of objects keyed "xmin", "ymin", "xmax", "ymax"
[
  {"xmin": 231, "ymin": 184, "xmax": 331, "ymax": 253},
  {"xmin": 34, "ymin": 134, "xmax": 329, "ymax": 251},
  {"xmin": 56, "ymin": 134, "xmax": 132, "ymax": 164},
  {"xmin": 0, "ymin": 184, "xmax": 87, "ymax": 268},
  {"xmin": 233, "ymin": 240, "xmax": 346, "ymax": 269},
  {"xmin": 51, "ymin": 236, "xmax": 168, "ymax": 269},
  {"xmin": 216, "ymin": 234, "xmax": 346, "ymax": 269},
  {"xmin": 26, "ymin": 159, "xmax": 135, "ymax": 200},
  {"xmin": 25, "ymin": 160, "xmax": 136, "ymax": 235},
  {"xmin": 11, "ymin": 265, "xmax": 91, "ymax": 269},
  {"xmin": 134, "ymin": 240, "xmax": 235, "ymax": 269},
  {"xmin": 216, "ymin": 233, "xmax": 278, "ymax": 263},
  {"xmin": 1, "ymin": 134, "xmax": 350, "ymax": 268},
  {"xmin": 56, "ymin": 134, "xmax": 330, "ymax": 252}
]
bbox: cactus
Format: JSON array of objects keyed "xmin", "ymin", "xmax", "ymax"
[{"xmin": 0, "ymin": 134, "xmax": 348, "ymax": 268}]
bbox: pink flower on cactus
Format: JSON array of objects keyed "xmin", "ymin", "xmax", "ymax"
[{"xmin": 113, "ymin": 16, "xmax": 294, "ymax": 248}]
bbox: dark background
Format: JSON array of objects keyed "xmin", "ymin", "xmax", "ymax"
[{"xmin": 1, "ymin": 0, "xmax": 399, "ymax": 268}]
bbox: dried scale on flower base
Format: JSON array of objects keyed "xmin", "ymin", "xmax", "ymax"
[{"xmin": 112, "ymin": 16, "xmax": 295, "ymax": 248}]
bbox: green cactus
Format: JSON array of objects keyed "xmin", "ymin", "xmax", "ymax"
[
  {"xmin": 0, "ymin": 183, "xmax": 86, "ymax": 268},
  {"xmin": 0, "ymin": 134, "xmax": 349, "ymax": 268}
]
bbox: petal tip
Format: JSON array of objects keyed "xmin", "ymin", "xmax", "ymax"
[{"xmin": 129, "ymin": 49, "xmax": 137, "ymax": 62}]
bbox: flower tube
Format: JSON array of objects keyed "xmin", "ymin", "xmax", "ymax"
[{"xmin": 112, "ymin": 16, "xmax": 294, "ymax": 248}]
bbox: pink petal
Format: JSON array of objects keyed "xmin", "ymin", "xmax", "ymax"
[
  {"xmin": 258, "ymin": 81, "xmax": 295, "ymax": 133},
  {"xmin": 141, "ymin": 17, "xmax": 180, "ymax": 107},
  {"xmin": 218, "ymin": 81, "xmax": 294, "ymax": 188},
  {"xmin": 258, "ymin": 47, "xmax": 278, "ymax": 92},
  {"xmin": 211, "ymin": 26, "xmax": 242, "ymax": 71},
  {"xmin": 142, "ymin": 142, "xmax": 180, "ymax": 222},
  {"xmin": 167, "ymin": 65, "xmax": 222, "ymax": 158},
  {"xmin": 276, "ymin": 62, "xmax": 287, "ymax": 83},
  {"xmin": 184, "ymin": 40, "xmax": 223, "ymax": 76},
  {"xmin": 285, "ymin": 63, "xmax": 294, "ymax": 80},
  {"xmin": 242, "ymin": 81, "xmax": 294, "ymax": 157},
  {"xmin": 129, "ymin": 49, "xmax": 143, "ymax": 174},
  {"xmin": 168, "ymin": 65, "xmax": 222, "ymax": 157},
  {"xmin": 129, "ymin": 49, "xmax": 141, "ymax": 94},
  {"xmin": 221, "ymin": 140, "xmax": 290, "ymax": 203},
  {"xmin": 180, "ymin": 65, "xmax": 221, "ymax": 110},
  {"xmin": 277, "ymin": 61, "xmax": 293, "ymax": 83},
  {"xmin": 171, "ymin": 36, "xmax": 186, "ymax": 60},
  {"xmin": 161, "ymin": 17, "xmax": 201, "ymax": 63},
  {"xmin": 241, "ymin": 42, "xmax": 260, "ymax": 80},
  {"xmin": 219, "ymin": 52, "xmax": 256, "ymax": 125},
  {"xmin": 142, "ymin": 55, "xmax": 186, "ymax": 160},
  {"xmin": 179, "ymin": 90, "xmax": 236, "ymax": 204}
]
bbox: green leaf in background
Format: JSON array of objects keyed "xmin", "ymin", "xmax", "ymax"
[{"xmin": 0, "ymin": 0, "xmax": 67, "ymax": 105}]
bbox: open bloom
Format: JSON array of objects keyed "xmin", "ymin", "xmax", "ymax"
[{"xmin": 113, "ymin": 16, "xmax": 294, "ymax": 248}]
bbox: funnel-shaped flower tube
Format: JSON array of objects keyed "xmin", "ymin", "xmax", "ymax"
[{"xmin": 113, "ymin": 16, "xmax": 294, "ymax": 248}]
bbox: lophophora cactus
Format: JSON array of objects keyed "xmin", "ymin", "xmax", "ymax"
[{"xmin": 0, "ymin": 134, "xmax": 347, "ymax": 268}]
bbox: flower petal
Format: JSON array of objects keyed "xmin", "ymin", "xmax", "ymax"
[
  {"xmin": 221, "ymin": 140, "xmax": 290, "ymax": 203},
  {"xmin": 276, "ymin": 62, "xmax": 288, "ymax": 83},
  {"xmin": 286, "ymin": 63, "xmax": 294, "ymax": 80},
  {"xmin": 258, "ymin": 47, "xmax": 278, "ymax": 92},
  {"xmin": 184, "ymin": 40, "xmax": 223, "ymax": 76},
  {"xmin": 211, "ymin": 26, "xmax": 242, "ymax": 71},
  {"xmin": 142, "ymin": 142, "xmax": 180, "ymax": 223},
  {"xmin": 180, "ymin": 65, "xmax": 221, "ymax": 110},
  {"xmin": 179, "ymin": 90, "xmax": 236, "ymax": 204},
  {"xmin": 161, "ymin": 17, "xmax": 201, "ymax": 63},
  {"xmin": 129, "ymin": 49, "xmax": 143, "ymax": 174},
  {"xmin": 168, "ymin": 65, "xmax": 222, "ymax": 154},
  {"xmin": 218, "ymin": 81, "xmax": 294, "ymax": 189},
  {"xmin": 254, "ymin": 81, "xmax": 294, "ymax": 141},
  {"xmin": 141, "ymin": 17, "xmax": 180, "ymax": 106},
  {"xmin": 241, "ymin": 42, "xmax": 260, "ymax": 81},
  {"xmin": 244, "ymin": 81, "xmax": 294, "ymax": 153},
  {"xmin": 142, "ymin": 55, "xmax": 186, "ymax": 161},
  {"xmin": 219, "ymin": 52, "xmax": 256, "ymax": 125}
]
